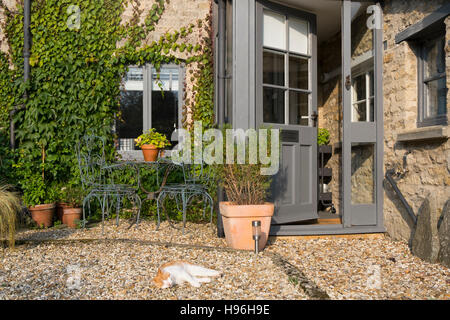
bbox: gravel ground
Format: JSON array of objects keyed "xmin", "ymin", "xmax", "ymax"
[
  {"xmin": 1, "ymin": 219, "xmax": 449, "ymax": 300},
  {"xmin": 266, "ymin": 237, "xmax": 450, "ymax": 300}
]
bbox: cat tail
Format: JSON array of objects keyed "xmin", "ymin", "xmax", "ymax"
[{"xmin": 186, "ymin": 264, "xmax": 222, "ymax": 277}]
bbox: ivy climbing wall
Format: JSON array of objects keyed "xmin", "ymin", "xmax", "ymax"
[{"xmin": 0, "ymin": 0, "xmax": 215, "ymax": 203}]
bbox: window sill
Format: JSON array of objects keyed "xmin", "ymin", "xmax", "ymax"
[{"xmin": 396, "ymin": 125, "xmax": 449, "ymax": 143}]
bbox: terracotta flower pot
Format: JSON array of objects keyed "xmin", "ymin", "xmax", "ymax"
[
  {"xmin": 141, "ymin": 144, "xmax": 160, "ymax": 162},
  {"xmin": 56, "ymin": 202, "xmax": 70, "ymax": 221},
  {"xmin": 29, "ymin": 203, "xmax": 56, "ymax": 228},
  {"xmin": 62, "ymin": 207, "xmax": 82, "ymax": 228},
  {"xmin": 219, "ymin": 201, "xmax": 274, "ymax": 251}
]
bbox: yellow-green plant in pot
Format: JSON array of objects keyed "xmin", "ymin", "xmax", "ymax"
[
  {"xmin": 0, "ymin": 184, "xmax": 21, "ymax": 248},
  {"xmin": 135, "ymin": 128, "xmax": 171, "ymax": 162}
]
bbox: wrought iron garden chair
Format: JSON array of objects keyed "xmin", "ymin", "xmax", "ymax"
[
  {"xmin": 76, "ymin": 135, "xmax": 141, "ymax": 234},
  {"xmin": 156, "ymin": 160, "xmax": 214, "ymax": 234}
]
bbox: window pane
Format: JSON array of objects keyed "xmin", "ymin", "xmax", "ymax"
[
  {"xmin": 289, "ymin": 56, "xmax": 308, "ymax": 89},
  {"xmin": 352, "ymin": 102, "xmax": 367, "ymax": 122},
  {"xmin": 426, "ymin": 77, "xmax": 447, "ymax": 118},
  {"xmin": 351, "ymin": 143, "xmax": 375, "ymax": 205},
  {"xmin": 152, "ymin": 67, "xmax": 179, "ymax": 91},
  {"xmin": 425, "ymin": 37, "xmax": 445, "ymax": 78},
  {"xmin": 351, "ymin": 74, "xmax": 366, "ymax": 103},
  {"xmin": 289, "ymin": 18, "xmax": 308, "ymax": 55},
  {"xmin": 263, "ymin": 10, "xmax": 286, "ymax": 50},
  {"xmin": 289, "ymin": 91, "xmax": 309, "ymax": 125},
  {"xmin": 263, "ymin": 51, "xmax": 285, "ymax": 86},
  {"xmin": 118, "ymin": 67, "xmax": 144, "ymax": 149},
  {"xmin": 152, "ymin": 67, "xmax": 179, "ymax": 143},
  {"xmin": 263, "ymin": 87, "xmax": 285, "ymax": 124}
]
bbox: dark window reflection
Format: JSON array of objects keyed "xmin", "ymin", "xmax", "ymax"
[
  {"xmin": 263, "ymin": 87, "xmax": 285, "ymax": 123},
  {"xmin": 263, "ymin": 51, "xmax": 285, "ymax": 86},
  {"xmin": 118, "ymin": 90, "xmax": 143, "ymax": 140}
]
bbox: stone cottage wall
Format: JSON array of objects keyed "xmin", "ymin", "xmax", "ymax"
[{"xmin": 382, "ymin": 0, "xmax": 449, "ymax": 242}]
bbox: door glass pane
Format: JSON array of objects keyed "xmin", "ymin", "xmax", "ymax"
[
  {"xmin": 425, "ymin": 77, "xmax": 447, "ymax": 118},
  {"xmin": 351, "ymin": 143, "xmax": 375, "ymax": 205},
  {"xmin": 289, "ymin": 91, "xmax": 309, "ymax": 125},
  {"xmin": 263, "ymin": 10, "xmax": 286, "ymax": 50},
  {"xmin": 118, "ymin": 67, "xmax": 144, "ymax": 150},
  {"xmin": 152, "ymin": 67, "xmax": 179, "ymax": 143},
  {"xmin": 289, "ymin": 18, "xmax": 308, "ymax": 55},
  {"xmin": 425, "ymin": 37, "xmax": 445, "ymax": 78},
  {"xmin": 289, "ymin": 56, "xmax": 308, "ymax": 90},
  {"xmin": 351, "ymin": 74, "xmax": 366, "ymax": 103},
  {"xmin": 263, "ymin": 87, "xmax": 285, "ymax": 123},
  {"xmin": 263, "ymin": 51, "xmax": 285, "ymax": 86},
  {"xmin": 352, "ymin": 101, "xmax": 367, "ymax": 122}
]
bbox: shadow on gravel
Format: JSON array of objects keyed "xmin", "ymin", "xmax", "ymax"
[{"xmin": 268, "ymin": 253, "xmax": 330, "ymax": 300}]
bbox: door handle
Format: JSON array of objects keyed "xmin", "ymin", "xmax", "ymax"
[{"xmin": 311, "ymin": 111, "xmax": 318, "ymax": 127}]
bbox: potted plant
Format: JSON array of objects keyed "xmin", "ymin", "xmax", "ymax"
[
  {"xmin": 55, "ymin": 184, "xmax": 70, "ymax": 222},
  {"xmin": 135, "ymin": 128, "xmax": 171, "ymax": 162},
  {"xmin": 60, "ymin": 185, "xmax": 85, "ymax": 228},
  {"xmin": 318, "ymin": 128, "xmax": 331, "ymax": 153},
  {"xmin": 215, "ymin": 127, "xmax": 277, "ymax": 251},
  {"xmin": 22, "ymin": 176, "xmax": 57, "ymax": 228}
]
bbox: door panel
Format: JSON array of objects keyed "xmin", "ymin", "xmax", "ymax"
[{"xmin": 256, "ymin": 1, "xmax": 318, "ymax": 224}]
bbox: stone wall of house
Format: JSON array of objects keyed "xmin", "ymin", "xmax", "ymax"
[
  {"xmin": 319, "ymin": 0, "xmax": 450, "ymax": 247},
  {"xmin": 382, "ymin": 0, "xmax": 449, "ymax": 242}
]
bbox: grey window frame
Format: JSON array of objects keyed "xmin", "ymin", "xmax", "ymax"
[{"xmin": 417, "ymin": 34, "xmax": 448, "ymax": 127}]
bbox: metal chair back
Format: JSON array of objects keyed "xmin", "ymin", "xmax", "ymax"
[{"xmin": 76, "ymin": 135, "xmax": 107, "ymax": 189}]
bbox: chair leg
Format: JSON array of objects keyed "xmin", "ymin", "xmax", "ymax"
[
  {"xmin": 101, "ymin": 193, "xmax": 107, "ymax": 235},
  {"xmin": 156, "ymin": 192, "xmax": 163, "ymax": 231},
  {"xmin": 134, "ymin": 193, "xmax": 142, "ymax": 228},
  {"xmin": 82, "ymin": 197, "xmax": 88, "ymax": 229},
  {"xmin": 182, "ymin": 192, "xmax": 187, "ymax": 235},
  {"xmin": 202, "ymin": 194, "xmax": 207, "ymax": 219},
  {"xmin": 115, "ymin": 195, "xmax": 120, "ymax": 227}
]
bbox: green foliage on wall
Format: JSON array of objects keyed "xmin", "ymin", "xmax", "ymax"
[{"xmin": 0, "ymin": 0, "xmax": 214, "ymax": 204}]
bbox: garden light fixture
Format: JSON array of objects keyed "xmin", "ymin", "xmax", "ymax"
[{"xmin": 252, "ymin": 220, "xmax": 261, "ymax": 254}]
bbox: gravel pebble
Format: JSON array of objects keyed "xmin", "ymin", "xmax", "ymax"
[{"xmin": 1, "ymin": 220, "xmax": 449, "ymax": 300}]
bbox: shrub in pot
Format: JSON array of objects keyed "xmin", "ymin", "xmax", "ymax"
[
  {"xmin": 214, "ymin": 127, "xmax": 278, "ymax": 251},
  {"xmin": 135, "ymin": 128, "xmax": 171, "ymax": 162},
  {"xmin": 60, "ymin": 185, "xmax": 85, "ymax": 228},
  {"xmin": 22, "ymin": 176, "xmax": 57, "ymax": 228}
]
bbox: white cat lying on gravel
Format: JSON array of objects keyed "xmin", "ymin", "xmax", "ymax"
[{"xmin": 153, "ymin": 260, "xmax": 222, "ymax": 288}]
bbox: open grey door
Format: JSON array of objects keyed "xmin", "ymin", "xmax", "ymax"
[
  {"xmin": 256, "ymin": 1, "xmax": 318, "ymax": 224},
  {"xmin": 342, "ymin": 1, "xmax": 384, "ymax": 227}
]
